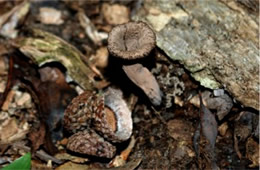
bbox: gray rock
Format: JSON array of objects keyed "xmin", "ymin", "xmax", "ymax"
[{"xmin": 132, "ymin": 0, "xmax": 259, "ymax": 110}]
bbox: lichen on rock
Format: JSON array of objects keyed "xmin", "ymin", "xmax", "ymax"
[{"xmin": 132, "ymin": 0, "xmax": 259, "ymax": 110}]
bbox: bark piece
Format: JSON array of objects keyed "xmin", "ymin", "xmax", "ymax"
[{"xmin": 14, "ymin": 28, "xmax": 96, "ymax": 90}]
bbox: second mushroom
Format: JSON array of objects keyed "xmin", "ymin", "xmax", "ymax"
[{"xmin": 107, "ymin": 21, "xmax": 162, "ymax": 106}]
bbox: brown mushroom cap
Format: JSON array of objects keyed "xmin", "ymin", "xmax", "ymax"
[{"xmin": 107, "ymin": 21, "xmax": 156, "ymax": 60}]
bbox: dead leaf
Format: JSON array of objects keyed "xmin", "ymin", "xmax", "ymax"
[
  {"xmin": 109, "ymin": 136, "xmax": 136, "ymax": 168},
  {"xmin": 31, "ymin": 160, "xmax": 52, "ymax": 170},
  {"xmin": 0, "ymin": 118, "xmax": 18, "ymax": 141},
  {"xmin": 189, "ymin": 91, "xmax": 233, "ymax": 120},
  {"xmin": 167, "ymin": 119, "xmax": 194, "ymax": 142},
  {"xmin": 218, "ymin": 122, "xmax": 228, "ymax": 136},
  {"xmin": 9, "ymin": 52, "xmax": 77, "ymax": 154},
  {"xmin": 200, "ymin": 94, "xmax": 218, "ymax": 148},
  {"xmin": 28, "ymin": 122, "xmax": 46, "ymax": 152},
  {"xmin": 246, "ymin": 137, "xmax": 260, "ymax": 168},
  {"xmin": 199, "ymin": 92, "xmax": 218, "ymax": 169},
  {"xmin": 37, "ymin": 66, "xmax": 77, "ymax": 144},
  {"xmin": 172, "ymin": 141, "xmax": 195, "ymax": 162},
  {"xmin": 234, "ymin": 111, "xmax": 256, "ymax": 159},
  {"xmin": 78, "ymin": 11, "xmax": 108, "ymax": 46},
  {"xmin": 55, "ymin": 161, "xmax": 98, "ymax": 170},
  {"xmin": 193, "ymin": 123, "xmax": 200, "ymax": 157},
  {"xmin": 89, "ymin": 47, "xmax": 109, "ymax": 77},
  {"xmin": 0, "ymin": 1, "xmax": 30, "ymax": 38},
  {"xmin": 108, "ymin": 158, "xmax": 142, "ymax": 170},
  {"xmin": 55, "ymin": 152, "xmax": 89, "ymax": 163},
  {"xmin": 234, "ymin": 111, "xmax": 254, "ymax": 142}
]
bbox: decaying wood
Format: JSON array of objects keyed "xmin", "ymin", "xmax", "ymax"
[{"xmin": 13, "ymin": 29, "xmax": 96, "ymax": 90}]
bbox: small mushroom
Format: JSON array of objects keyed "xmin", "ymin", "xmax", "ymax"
[
  {"xmin": 108, "ymin": 21, "xmax": 156, "ymax": 60},
  {"xmin": 107, "ymin": 21, "xmax": 162, "ymax": 106}
]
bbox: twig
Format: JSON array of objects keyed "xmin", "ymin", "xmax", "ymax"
[
  {"xmin": 13, "ymin": 143, "xmax": 63, "ymax": 164},
  {"xmin": 0, "ymin": 54, "xmax": 13, "ymax": 108}
]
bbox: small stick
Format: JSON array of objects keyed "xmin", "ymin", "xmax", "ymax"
[
  {"xmin": 13, "ymin": 143, "xmax": 63, "ymax": 164},
  {"xmin": 0, "ymin": 55, "xmax": 14, "ymax": 108}
]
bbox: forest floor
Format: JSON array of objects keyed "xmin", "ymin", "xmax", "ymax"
[{"xmin": 0, "ymin": 1, "xmax": 259, "ymax": 169}]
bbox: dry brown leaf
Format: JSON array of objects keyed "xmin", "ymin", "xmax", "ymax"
[
  {"xmin": 109, "ymin": 136, "xmax": 136, "ymax": 168},
  {"xmin": 0, "ymin": 118, "xmax": 18, "ymax": 141},
  {"xmin": 189, "ymin": 91, "xmax": 233, "ymax": 120},
  {"xmin": 55, "ymin": 161, "xmax": 95, "ymax": 170},
  {"xmin": 167, "ymin": 119, "xmax": 194, "ymax": 142},
  {"xmin": 31, "ymin": 160, "xmax": 52, "ymax": 170},
  {"xmin": 246, "ymin": 137, "xmax": 260, "ymax": 168},
  {"xmin": 28, "ymin": 122, "xmax": 46, "ymax": 152},
  {"xmin": 89, "ymin": 47, "xmax": 109, "ymax": 77},
  {"xmin": 218, "ymin": 122, "xmax": 228, "ymax": 136},
  {"xmin": 89, "ymin": 47, "xmax": 109, "ymax": 69},
  {"xmin": 55, "ymin": 152, "xmax": 89, "ymax": 163}
]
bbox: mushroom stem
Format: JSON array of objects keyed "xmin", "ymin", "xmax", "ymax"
[{"xmin": 122, "ymin": 63, "xmax": 162, "ymax": 106}]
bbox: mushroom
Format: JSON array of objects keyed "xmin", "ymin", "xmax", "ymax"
[{"xmin": 107, "ymin": 21, "xmax": 162, "ymax": 106}]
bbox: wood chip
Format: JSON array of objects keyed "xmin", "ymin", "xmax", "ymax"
[
  {"xmin": 38, "ymin": 7, "xmax": 63, "ymax": 25},
  {"xmin": 16, "ymin": 92, "xmax": 31, "ymax": 107},
  {"xmin": 1, "ymin": 90, "xmax": 15, "ymax": 111}
]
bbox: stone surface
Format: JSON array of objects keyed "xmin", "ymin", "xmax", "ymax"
[{"xmin": 132, "ymin": 0, "xmax": 259, "ymax": 110}]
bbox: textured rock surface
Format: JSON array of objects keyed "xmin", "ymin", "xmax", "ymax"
[{"xmin": 132, "ymin": 0, "xmax": 259, "ymax": 110}]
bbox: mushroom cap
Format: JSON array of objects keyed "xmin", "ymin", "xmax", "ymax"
[{"xmin": 107, "ymin": 21, "xmax": 156, "ymax": 60}]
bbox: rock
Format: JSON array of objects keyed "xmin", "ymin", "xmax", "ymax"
[
  {"xmin": 38, "ymin": 7, "xmax": 64, "ymax": 25},
  {"xmin": 132, "ymin": 0, "xmax": 259, "ymax": 110},
  {"xmin": 101, "ymin": 3, "xmax": 129, "ymax": 25}
]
